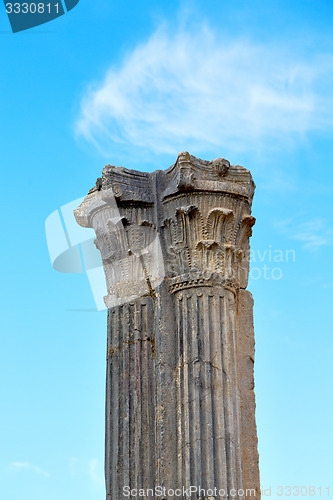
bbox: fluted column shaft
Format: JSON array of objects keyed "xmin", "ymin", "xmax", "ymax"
[{"xmin": 172, "ymin": 287, "xmax": 242, "ymax": 492}]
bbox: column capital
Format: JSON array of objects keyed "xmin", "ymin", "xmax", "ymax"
[{"xmin": 74, "ymin": 153, "xmax": 256, "ymax": 304}]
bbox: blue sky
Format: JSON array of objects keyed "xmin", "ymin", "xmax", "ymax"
[{"xmin": 0, "ymin": 1, "xmax": 332, "ymax": 499}]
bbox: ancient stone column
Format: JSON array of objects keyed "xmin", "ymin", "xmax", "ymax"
[{"xmin": 74, "ymin": 152, "xmax": 260, "ymax": 500}]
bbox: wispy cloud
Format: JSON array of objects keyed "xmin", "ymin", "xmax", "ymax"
[
  {"xmin": 276, "ymin": 215, "xmax": 333, "ymax": 251},
  {"xmin": 75, "ymin": 23, "xmax": 333, "ymax": 157},
  {"xmin": 66, "ymin": 456, "xmax": 104, "ymax": 486},
  {"xmin": 10, "ymin": 462, "xmax": 50, "ymax": 478},
  {"xmin": 68, "ymin": 456, "xmax": 78, "ymax": 477},
  {"xmin": 67, "ymin": 456, "xmax": 104, "ymax": 485},
  {"xmin": 88, "ymin": 458, "xmax": 104, "ymax": 485},
  {"xmin": 292, "ymin": 219, "xmax": 333, "ymax": 250}
]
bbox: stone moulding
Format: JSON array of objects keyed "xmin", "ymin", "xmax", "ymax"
[{"xmin": 74, "ymin": 152, "xmax": 260, "ymax": 500}]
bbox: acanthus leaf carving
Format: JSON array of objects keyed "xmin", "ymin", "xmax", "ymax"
[
  {"xmin": 162, "ymin": 204, "xmax": 255, "ymax": 290},
  {"xmin": 206, "ymin": 208, "xmax": 235, "ymax": 244},
  {"xmin": 236, "ymin": 215, "xmax": 256, "ymax": 249}
]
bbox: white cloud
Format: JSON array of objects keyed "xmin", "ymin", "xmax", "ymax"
[
  {"xmin": 67, "ymin": 456, "xmax": 104, "ymax": 485},
  {"xmin": 88, "ymin": 458, "xmax": 104, "ymax": 485},
  {"xmin": 10, "ymin": 462, "xmax": 50, "ymax": 478},
  {"xmin": 276, "ymin": 215, "xmax": 333, "ymax": 251},
  {"xmin": 75, "ymin": 23, "xmax": 333, "ymax": 157},
  {"xmin": 68, "ymin": 456, "xmax": 78, "ymax": 476},
  {"xmin": 292, "ymin": 219, "xmax": 333, "ymax": 250}
]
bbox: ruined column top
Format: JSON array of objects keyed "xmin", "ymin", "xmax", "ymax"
[{"xmin": 75, "ymin": 152, "xmax": 255, "ymax": 228}]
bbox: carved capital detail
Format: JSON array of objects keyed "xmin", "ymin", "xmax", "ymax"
[
  {"xmin": 74, "ymin": 152, "xmax": 255, "ymax": 301},
  {"xmin": 161, "ymin": 203, "xmax": 255, "ymax": 290}
]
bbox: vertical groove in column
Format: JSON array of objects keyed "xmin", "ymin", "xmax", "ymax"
[
  {"xmin": 117, "ymin": 305, "xmax": 124, "ymax": 493},
  {"xmin": 211, "ymin": 294, "xmax": 228, "ymax": 492},
  {"xmin": 190, "ymin": 293, "xmax": 201, "ymax": 488},
  {"xmin": 133, "ymin": 302, "xmax": 141, "ymax": 492},
  {"xmin": 208, "ymin": 293, "xmax": 217, "ymax": 489},
  {"xmin": 122, "ymin": 304, "xmax": 130, "ymax": 490},
  {"xmin": 221, "ymin": 294, "xmax": 239, "ymax": 496},
  {"xmin": 182, "ymin": 294, "xmax": 191, "ymax": 487},
  {"xmin": 140, "ymin": 300, "xmax": 157, "ymax": 491},
  {"xmin": 128, "ymin": 303, "xmax": 135, "ymax": 490},
  {"xmin": 176, "ymin": 294, "xmax": 183, "ymax": 488},
  {"xmin": 186, "ymin": 293, "xmax": 194, "ymax": 489},
  {"xmin": 105, "ymin": 311, "xmax": 110, "ymax": 495},
  {"xmin": 141, "ymin": 302, "xmax": 149, "ymax": 489},
  {"xmin": 138, "ymin": 302, "xmax": 144, "ymax": 492},
  {"xmin": 105, "ymin": 311, "xmax": 111, "ymax": 497},
  {"xmin": 200, "ymin": 292, "xmax": 215, "ymax": 490},
  {"xmin": 221, "ymin": 294, "xmax": 232, "ymax": 496},
  {"xmin": 110, "ymin": 308, "xmax": 119, "ymax": 498},
  {"xmin": 146, "ymin": 299, "xmax": 156, "ymax": 488},
  {"xmin": 229, "ymin": 300, "xmax": 244, "ymax": 494}
]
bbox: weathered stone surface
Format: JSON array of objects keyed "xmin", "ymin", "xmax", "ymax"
[
  {"xmin": 75, "ymin": 152, "xmax": 260, "ymax": 500},
  {"xmin": 236, "ymin": 289, "xmax": 260, "ymax": 500}
]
